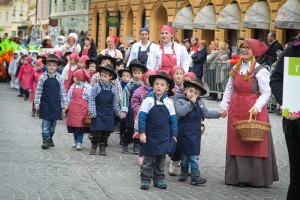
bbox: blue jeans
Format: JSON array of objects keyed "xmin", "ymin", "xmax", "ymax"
[
  {"xmin": 41, "ymin": 119, "xmax": 57, "ymax": 139},
  {"xmin": 73, "ymin": 133, "xmax": 84, "ymax": 144},
  {"xmin": 180, "ymin": 154, "xmax": 199, "ymax": 170}
]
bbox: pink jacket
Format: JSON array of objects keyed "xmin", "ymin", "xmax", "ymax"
[{"xmin": 131, "ymin": 84, "xmax": 152, "ymax": 113}]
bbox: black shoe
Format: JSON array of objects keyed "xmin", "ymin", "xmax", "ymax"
[
  {"xmin": 41, "ymin": 138, "xmax": 50, "ymax": 149},
  {"xmin": 49, "ymin": 138, "xmax": 54, "ymax": 147},
  {"xmin": 191, "ymin": 177, "xmax": 206, "ymax": 185},
  {"xmin": 140, "ymin": 182, "xmax": 150, "ymax": 190},
  {"xmin": 90, "ymin": 145, "xmax": 97, "ymax": 155},
  {"xmin": 17, "ymin": 94, "xmax": 24, "ymax": 97},
  {"xmin": 179, "ymin": 175, "xmax": 188, "ymax": 182},
  {"xmin": 99, "ymin": 143, "xmax": 106, "ymax": 155}
]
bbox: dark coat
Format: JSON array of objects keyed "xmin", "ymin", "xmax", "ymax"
[
  {"xmin": 79, "ymin": 46, "xmax": 97, "ymax": 58},
  {"xmin": 259, "ymin": 40, "xmax": 284, "ymax": 67},
  {"xmin": 190, "ymin": 49, "xmax": 207, "ymax": 78},
  {"xmin": 270, "ymin": 38, "xmax": 300, "ymax": 138}
]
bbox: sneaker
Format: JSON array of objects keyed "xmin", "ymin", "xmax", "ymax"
[
  {"xmin": 48, "ymin": 138, "xmax": 54, "ymax": 147},
  {"xmin": 88, "ymin": 133, "xmax": 93, "ymax": 140},
  {"xmin": 17, "ymin": 94, "xmax": 24, "ymax": 97},
  {"xmin": 168, "ymin": 161, "xmax": 177, "ymax": 176},
  {"xmin": 122, "ymin": 145, "xmax": 129, "ymax": 154},
  {"xmin": 140, "ymin": 182, "xmax": 150, "ymax": 190},
  {"xmin": 138, "ymin": 156, "xmax": 144, "ymax": 166},
  {"xmin": 76, "ymin": 143, "xmax": 82, "ymax": 150},
  {"xmin": 179, "ymin": 175, "xmax": 188, "ymax": 182},
  {"xmin": 90, "ymin": 146, "xmax": 97, "ymax": 155},
  {"xmin": 191, "ymin": 177, "xmax": 206, "ymax": 185},
  {"xmin": 153, "ymin": 181, "xmax": 167, "ymax": 189},
  {"xmin": 133, "ymin": 144, "xmax": 139, "ymax": 155},
  {"xmin": 41, "ymin": 138, "xmax": 49, "ymax": 149},
  {"xmin": 72, "ymin": 140, "xmax": 77, "ymax": 148}
]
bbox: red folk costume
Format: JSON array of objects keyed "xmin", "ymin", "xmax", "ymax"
[
  {"xmin": 64, "ymin": 53, "xmax": 79, "ymax": 93},
  {"xmin": 18, "ymin": 57, "xmax": 34, "ymax": 90},
  {"xmin": 28, "ymin": 61, "xmax": 44, "ymax": 102}
]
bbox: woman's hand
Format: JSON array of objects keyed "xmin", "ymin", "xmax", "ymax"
[
  {"xmin": 219, "ymin": 109, "xmax": 228, "ymax": 118},
  {"xmin": 140, "ymin": 133, "xmax": 146, "ymax": 143},
  {"xmin": 249, "ymin": 106, "xmax": 258, "ymax": 116},
  {"xmin": 285, "ymin": 112, "xmax": 299, "ymax": 121}
]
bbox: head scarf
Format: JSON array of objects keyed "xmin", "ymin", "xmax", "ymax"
[
  {"xmin": 170, "ymin": 65, "xmax": 185, "ymax": 78},
  {"xmin": 73, "ymin": 69, "xmax": 90, "ymax": 82},
  {"xmin": 160, "ymin": 25, "xmax": 174, "ymax": 35},
  {"xmin": 141, "ymin": 69, "xmax": 156, "ymax": 83},
  {"xmin": 106, "ymin": 35, "xmax": 119, "ymax": 45}
]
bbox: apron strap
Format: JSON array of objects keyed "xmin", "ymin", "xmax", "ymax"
[{"xmin": 99, "ymin": 82, "xmax": 104, "ymax": 90}]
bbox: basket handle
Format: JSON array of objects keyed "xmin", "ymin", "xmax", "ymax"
[{"xmin": 248, "ymin": 112, "xmax": 257, "ymax": 122}]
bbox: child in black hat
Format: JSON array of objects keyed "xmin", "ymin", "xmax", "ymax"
[
  {"xmin": 88, "ymin": 64, "xmax": 123, "ymax": 155},
  {"xmin": 174, "ymin": 78, "xmax": 223, "ymax": 185},
  {"xmin": 34, "ymin": 54, "xmax": 68, "ymax": 149},
  {"xmin": 120, "ymin": 59, "xmax": 148, "ymax": 154},
  {"xmin": 138, "ymin": 72, "xmax": 178, "ymax": 190}
]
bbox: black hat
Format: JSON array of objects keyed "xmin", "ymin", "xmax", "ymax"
[
  {"xmin": 116, "ymin": 59, "xmax": 125, "ymax": 66},
  {"xmin": 95, "ymin": 54, "xmax": 117, "ymax": 69},
  {"xmin": 99, "ymin": 64, "xmax": 117, "ymax": 80},
  {"xmin": 183, "ymin": 78, "xmax": 207, "ymax": 95},
  {"xmin": 86, "ymin": 58, "xmax": 96, "ymax": 67},
  {"xmin": 64, "ymin": 52, "xmax": 72, "ymax": 57},
  {"xmin": 118, "ymin": 66, "xmax": 131, "ymax": 77},
  {"xmin": 42, "ymin": 54, "xmax": 62, "ymax": 65},
  {"xmin": 128, "ymin": 59, "xmax": 148, "ymax": 73},
  {"xmin": 59, "ymin": 56, "xmax": 68, "ymax": 65},
  {"xmin": 149, "ymin": 72, "xmax": 175, "ymax": 96}
]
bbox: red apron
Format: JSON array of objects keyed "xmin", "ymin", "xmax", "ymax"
[
  {"xmin": 64, "ymin": 66, "xmax": 76, "ymax": 94},
  {"xmin": 29, "ymin": 70, "xmax": 43, "ymax": 101},
  {"xmin": 157, "ymin": 43, "xmax": 177, "ymax": 77},
  {"xmin": 20, "ymin": 65, "xmax": 33, "ymax": 89},
  {"xmin": 227, "ymin": 67, "xmax": 269, "ymax": 158},
  {"xmin": 66, "ymin": 86, "xmax": 88, "ymax": 127}
]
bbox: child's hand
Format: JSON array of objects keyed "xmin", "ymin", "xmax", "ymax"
[
  {"xmin": 133, "ymin": 132, "xmax": 139, "ymax": 138},
  {"xmin": 35, "ymin": 104, "xmax": 40, "ymax": 111},
  {"xmin": 28, "ymin": 89, "xmax": 32, "ymax": 93},
  {"xmin": 219, "ymin": 109, "xmax": 228, "ymax": 118},
  {"xmin": 120, "ymin": 112, "xmax": 127, "ymax": 119},
  {"xmin": 140, "ymin": 133, "xmax": 146, "ymax": 143},
  {"xmin": 190, "ymin": 96, "xmax": 197, "ymax": 103},
  {"xmin": 63, "ymin": 105, "xmax": 68, "ymax": 111}
]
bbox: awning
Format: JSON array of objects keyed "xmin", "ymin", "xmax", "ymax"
[
  {"xmin": 216, "ymin": 3, "xmax": 240, "ymax": 30},
  {"xmin": 243, "ymin": 1, "xmax": 270, "ymax": 30},
  {"xmin": 173, "ymin": 7, "xmax": 194, "ymax": 30},
  {"xmin": 193, "ymin": 5, "xmax": 216, "ymax": 30},
  {"xmin": 274, "ymin": 0, "xmax": 300, "ymax": 29}
]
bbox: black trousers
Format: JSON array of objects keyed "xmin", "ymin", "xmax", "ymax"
[
  {"xmin": 285, "ymin": 135, "xmax": 300, "ymax": 200},
  {"xmin": 91, "ymin": 131, "xmax": 110, "ymax": 146},
  {"xmin": 119, "ymin": 121, "xmax": 126, "ymax": 140},
  {"xmin": 123, "ymin": 127, "xmax": 134, "ymax": 145}
]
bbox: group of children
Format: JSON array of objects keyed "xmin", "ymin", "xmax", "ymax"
[{"xmin": 13, "ymin": 50, "xmax": 225, "ymax": 190}]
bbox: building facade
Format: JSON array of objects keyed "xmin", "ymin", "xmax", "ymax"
[
  {"xmin": 36, "ymin": 0, "xmax": 50, "ymax": 38},
  {"xmin": 50, "ymin": 0, "xmax": 89, "ymax": 45},
  {"xmin": 89, "ymin": 0, "xmax": 300, "ymax": 51}
]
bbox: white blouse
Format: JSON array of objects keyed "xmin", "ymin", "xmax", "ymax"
[
  {"xmin": 62, "ymin": 64, "xmax": 78, "ymax": 81},
  {"xmin": 219, "ymin": 61, "xmax": 271, "ymax": 112},
  {"xmin": 146, "ymin": 42, "xmax": 191, "ymax": 73}
]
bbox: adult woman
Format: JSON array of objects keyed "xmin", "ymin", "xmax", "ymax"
[
  {"xmin": 183, "ymin": 39, "xmax": 191, "ymax": 54},
  {"xmin": 54, "ymin": 35, "xmax": 66, "ymax": 51},
  {"xmin": 206, "ymin": 41, "xmax": 219, "ymax": 100},
  {"xmin": 79, "ymin": 36, "xmax": 97, "ymax": 58},
  {"xmin": 215, "ymin": 41, "xmax": 230, "ymax": 62},
  {"xmin": 219, "ymin": 39, "xmax": 279, "ymax": 187},
  {"xmin": 99, "ymin": 35, "xmax": 123, "ymax": 59},
  {"xmin": 61, "ymin": 33, "xmax": 81, "ymax": 55},
  {"xmin": 42, "ymin": 36, "xmax": 54, "ymax": 48},
  {"xmin": 147, "ymin": 25, "xmax": 190, "ymax": 76},
  {"xmin": 190, "ymin": 40, "xmax": 207, "ymax": 79}
]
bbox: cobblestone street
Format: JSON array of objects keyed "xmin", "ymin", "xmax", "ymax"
[{"xmin": 0, "ymin": 83, "xmax": 290, "ymax": 200}]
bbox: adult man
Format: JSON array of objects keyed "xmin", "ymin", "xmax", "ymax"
[
  {"xmin": 127, "ymin": 27, "xmax": 155, "ymax": 66},
  {"xmin": 270, "ymin": 36, "xmax": 300, "ymax": 200},
  {"xmin": 226, "ymin": 37, "xmax": 245, "ymax": 65},
  {"xmin": 258, "ymin": 32, "xmax": 284, "ymax": 66}
]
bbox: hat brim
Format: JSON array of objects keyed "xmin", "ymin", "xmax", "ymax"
[
  {"xmin": 148, "ymin": 74, "xmax": 175, "ymax": 92},
  {"xmin": 117, "ymin": 69, "xmax": 131, "ymax": 77},
  {"xmin": 99, "ymin": 67, "xmax": 117, "ymax": 80},
  {"xmin": 37, "ymin": 55, "xmax": 46, "ymax": 60},
  {"xmin": 183, "ymin": 81, "xmax": 207, "ymax": 96},
  {"xmin": 129, "ymin": 63, "xmax": 148, "ymax": 73},
  {"xmin": 86, "ymin": 59, "xmax": 96, "ymax": 67},
  {"xmin": 64, "ymin": 52, "xmax": 72, "ymax": 57},
  {"xmin": 42, "ymin": 58, "xmax": 61, "ymax": 66},
  {"xmin": 59, "ymin": 58, "xmax": 68, "ymax": 65},
  {"xmin": 96, "ymin": 55, "xmax": 117, "ymax": 68}
]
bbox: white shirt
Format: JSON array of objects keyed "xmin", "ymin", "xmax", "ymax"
[
  {"xmin": 62, "ymin": 64, "xmax": 78, "ymax": 81},
  {"xmin": 219, "ymin": 62, "xmax": 271, "ymax": 112},
  {"xmin": 126, "ymin": 41, "xmax": 156, "ymax": 66},
  {"xmin": 146, "ymin": 42, "xmax": 191, "ymax": 72}
]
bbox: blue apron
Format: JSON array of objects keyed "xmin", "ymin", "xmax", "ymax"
[
  {"xmin": 141, "ymin": 96, "xmax": 176, "ymax": 156},
  {"xmin": 124, "ymin": 84, "xmax": 140, "ymax": 128},
  {"xmin": 178, "ymin": 102, "xmax": 203, "ymax": 156},
  {"xmin": 39, "ymin": 74, "xmax": 62, "ymax": 120},
  {"xmin": 137, "ymin": 43, "xmax": 152, "ymax": 64},
  {"xmin": 90, "ymin": 83, "xmax": 115, "ymax": 132}
]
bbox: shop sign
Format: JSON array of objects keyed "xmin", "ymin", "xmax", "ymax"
[{"xmin": 106, "ymin": 16, "xmax": 120, "ymax": 27}]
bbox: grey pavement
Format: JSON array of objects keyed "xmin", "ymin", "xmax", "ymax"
[{"xmin": 0, "ymin": 82, "xmax": 289, "ymax": 200}]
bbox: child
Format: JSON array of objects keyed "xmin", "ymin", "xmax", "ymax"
[
  {"xmin": 8, "ymin": 50, "xmax": 20, "ymax": 90},
  {"xmin": 174, "ymin": 78, "xmax": 221, "ymax": 185},
  {"xmin": 28, "ymin": 60, "xmax": 44, "ymax": 117},
  {"xmin": 66, "ymin": 69, "xmax": 91, "ymax": 150},
  {"xmin": 117, "ymin": 66, "xmax": 132, "ymax": 145},
  {"xmin": 17, "ymin": 56, "xmax": 34, "ymax": 101},
  {"xmin": 34, "ymin": 54, "xmax": 68, "ymax": 149},
  {"xmin": 89, "ymin": 64, "xmax": 122, "ymax": 155},
  {"xmin": 116, "ymin": 59, "xmax": 125, "ymax": 77},
  {"xmin": 86, "ymin": 58, "xmax": 97, "ymax": 77},
  {"xmin": 120, "ymin": 59, "xmax": 148, "ymax": 154},
  {"xmin": 183, "ymin": 72, "xmax": 196, "ymax": 82},
  {"xmin": 138, "ymin": 72, "xmax": 177, "ymax": 190},
  {"xmin": 62, "ymin": 52, "xmax": 79, "ymax": 93},
  {"xmin": 77, "ymin": 55, "xmax": 90, "ymax": 69},
  {"xmin": 15, "ymin": 56, "xmax": 26, "ymax": 97},
  {"xmin": 57, "ymin": 56, "xmax": 68, "ymax": 74}
]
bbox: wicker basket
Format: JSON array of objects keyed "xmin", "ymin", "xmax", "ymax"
[
  {"xmin": 83, "ymin": 115, "xmax": 91, "ymax": 128},
  {"xmin": 233, "ymin": 113, "xmax": 271, "ymax": 142},
  {"xmin": 201, "ymin": 123, "xmax": 206, "ymax": 135}
]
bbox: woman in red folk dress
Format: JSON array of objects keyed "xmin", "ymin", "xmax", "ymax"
[
  {"xmin": 28, "ymin": 60, "xmax": 44, "ymax": 117},
  {"xmin": 219, "ymin": 39, "xmax": 279, "ymax": 187},
  {"xmin": 17, "ymin": 57, "xmax": 34, "ymax": 101}
]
